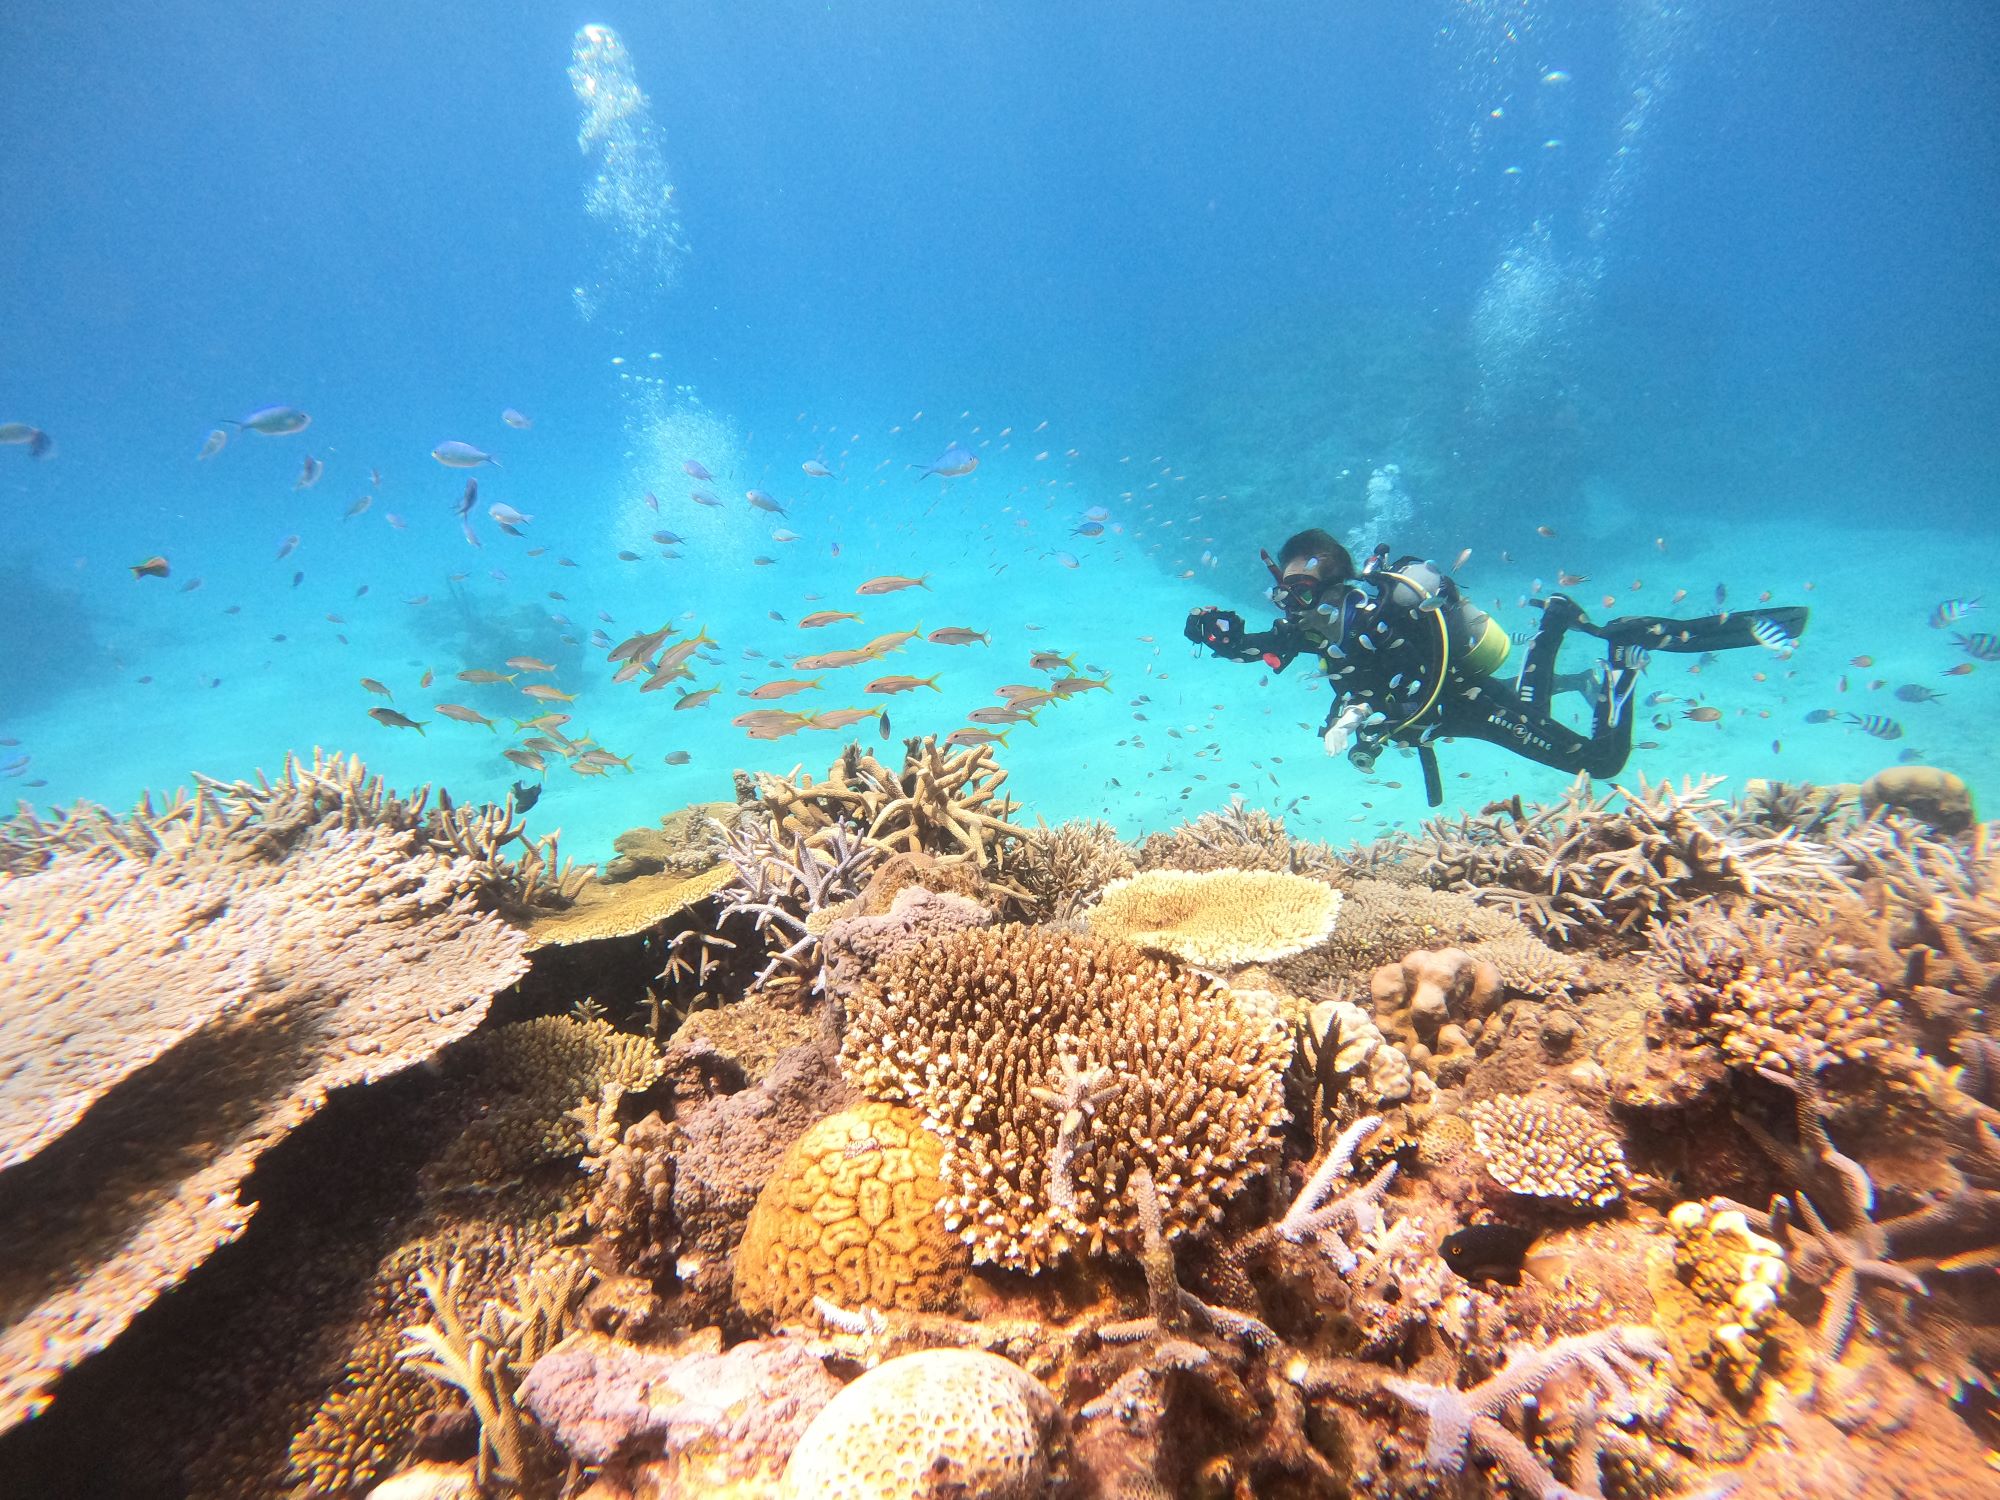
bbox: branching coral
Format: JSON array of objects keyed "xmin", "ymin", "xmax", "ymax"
[
  {"xmin": 1010, "ymin": 817, "xmax": 1137, "ymax": 921},
  {"xmin": 841, "ymin": 925, "xmax": 1291, "ymax": 1270},
  {"xmin": 747, "ymin": 736, "xmax": 1033, "ymax": 891},
  {"xmin": 0, "ymin": 809, "xmax": 530, "ymax": 1433},
  {"xmin": 1380, "ymin": 773, "xmax": 1844, "ymax": 943},
  {"xmin": 1467, "ymin": 1093, "xmax": 1629, "ymax": 1210},
  {"xmin": 1136, "ymin": 795, "xmax": 1341, "ymax": 877},
  {"xmin": 714, "ymin": 813, "xmax": 879, "ymax": 989}
]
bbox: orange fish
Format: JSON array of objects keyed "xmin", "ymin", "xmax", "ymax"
[
  {"xmin": 1601, "ymin": 594, "xmax": 1617, "ymax": 609},
  {"xmin": 865, "ymin": 674, "xmax": 941, "ymax": 694},
  {"xmin": 521, "ymin": 684, "xmax": 577, "ymax": 702},
  {"xmin": 1683, "ymin": 706, "xmax": 1722, "ymax": 723},
  {"xmin": 1849, "ymin": 655, "xmax": 1872, "ymax": 667},
  {"xmin": 360, "ymin": 677, "xmax": 393, "ymax": 699},
  {"xmin": 1944, "ymin": 662, "xmax": 1976, "ymax": 676},
  {"xmin": 130, "ymin": 555, "xmax": 170, "ymax": 579},
  {"xmin": 1670, "ymin": 589, "xmax": 1688, "ymax": 605},
  {"xmin": 1535, "ymin": 525, "xmax": 1557, "ymax": 539},
  {"xmin": 420, "ymin": 670, "xmax": 434, "ymax": 688},
  {"xmin": 1557, "ymin": 571, "xmax": 1589, "ymax": 587},
  {"xmin": 862, "ymin": 627, "xmax": 922, "ymax": 656},
  {"xmin": 746, "ymin": 677, "xmax": 823, "ymax": 699},
  {"xmin": 856, "ymin": 573, "xmax": 930, "ymax": 595}
]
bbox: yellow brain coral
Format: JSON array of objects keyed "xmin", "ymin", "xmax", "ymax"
[
  {"xmin": 735, "ymin": 1102, "xmax": 966, "ymax": 1326},
  {"xmin": 1468, "ymin": 1092, "xmax": 1629, "ymax": 1209},
  {"xmin": 1086, "ymin": 866, "xmax": 1343, "ymax": 968},
  {"xmin": 778, "ymin": 1350, "xmax": 1062, "ymax": 1500},
  {"xmin": 842, "ymin": 925, "xmax": 1291, "ymax": 1271}
]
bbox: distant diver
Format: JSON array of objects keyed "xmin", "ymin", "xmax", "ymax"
[{"xmin": 1186, "ymin": 528, "xmax": 1809, "ymax": 806}]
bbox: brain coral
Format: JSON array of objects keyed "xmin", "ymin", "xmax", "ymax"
[
  {"xmin": 842, "ymin": 925, "xmax": 1291, "ymax": 1271},
  {"xmin": 1086, "ymin": 866, "xmax": 1343, "ymax": 968},
  {"xmin": 1467, "ymin": 1092, "xmax": 1629, "ymax": 1209},
  {"xmin": 778, "ymin": 1349, "xmax": 1062, "ymax": 1500},
  {"xmin": 734, "ymin": 1101, "xmax": 966, "ymax": 1325}
]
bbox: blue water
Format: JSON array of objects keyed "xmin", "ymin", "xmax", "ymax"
[{"xmin": 4, "ymin": 1, "xmax": 1998, "ymax": 860}]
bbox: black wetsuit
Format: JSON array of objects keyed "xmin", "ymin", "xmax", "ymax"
[{"xmin": 1189, "ymin": 564, "xmax": 1803, "ymax": 802}]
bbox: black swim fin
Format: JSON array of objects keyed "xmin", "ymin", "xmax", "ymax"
[{"xmin": 1588, "ymin": 606, "xmax": 1809, "ymax": 654}]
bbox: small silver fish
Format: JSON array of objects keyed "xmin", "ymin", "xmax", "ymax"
[
  {"xmin": 195, "ymin": 429, "xmax": 227, "ymax": 461},
  {"xmin": 501, "ymin": 407, "xmax": 533, "ymax": 429},
  {"xmin": 432, "ymin": 440, "xmax": 499, "ymax": 468}
]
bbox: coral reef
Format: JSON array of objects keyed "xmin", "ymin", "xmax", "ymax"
[
  {"xmin": 1857, "ymin": 765, "xmax": 1975, "ymax": 835},
  {"xmin": 11, "ymin": 745, "xmax": 2000, "ymax": 1500},
  {"xmin": 1086, "ymin": 866, "xmax": 1344, "ymax": 969},
  {"xmin": 734, "ymin": 1101, "xmax": 966, "ymax": 1326},
  {"xmin": 841, "ymin": 925, "xmax": 1291, "ymax": 1270}
]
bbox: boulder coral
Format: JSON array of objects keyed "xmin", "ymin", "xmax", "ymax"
[{"xmin": 734, "ymin": 1101, "xmax": 966, "ymax": 1326}]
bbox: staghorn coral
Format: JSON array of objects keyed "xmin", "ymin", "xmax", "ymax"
[
  {"xmin": 0, "ymin": 814, "xmax": 529, "ymax": 1434},
  {"xmin": 748, "ymin": 736, "xmax": 1033, "ymax": 888},
  {"xmin": 423, "ymin": 1017, "xmax": 665, "ymax": 1196},
  {"xmin": 1467, "ymin": 1093, "xmax": 1629, "ymax": 1210},
  {"xmin": 778, "ymin": 1349, "xmax": 1063, "ymax": 1500},
  {"xmin": 1384, "ymin": 772, "xmax": 1844, "ymax": 943},
  {"xmin": 1009, "ymin": 817, "xmax": 1137, "ymax": 920},
  {"xmin": 1086, "ymin": 866, "xmax": 1344, "ymax": 969},
  {"xmin": 734, "ymin": 1102, "xmax": 967, "ymax": 1326},
  {"xmin": 842, "ymin": 925, "xmax": 1291, "ymax": 1271},
  {"xmin": 714, "ymin": 813, "xmax": 879, "ymax": 989},
  {"xmin": 1135, "ymin": 795, "xmax": 1340, "ymax": 877}
]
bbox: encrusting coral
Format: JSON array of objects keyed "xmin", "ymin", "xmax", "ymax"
[
  {"xmin": 0, "ymin": 795, "xmax": 531, "ymax": 1433},
  {"xmin": 734, "ymin": 1101, "xmax": 967, "ymax": 1326},
  {"xmin": 841, "ymin": 924, "xmax": 1292, "ymax": 1270},
  {"xmin": 1467, "ymin": 1092, "xmax": 1630, "ymax": 1210},
  {"xmin": 1086, "ymin": 866, "xmax": 1344, "ymax": 969}
]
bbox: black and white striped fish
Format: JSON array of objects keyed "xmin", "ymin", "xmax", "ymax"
[
  {"xmin": 1953, "ymin": 631, "xmax": 2000, "ymax": 662},
  {"xmin": 1930, "ymin": 595, "xmax": 1981, "ymax": 629},
  {"xmin": 1845, "ymin": 713, "xmax": 1905, "ymax": 741},
  {"xmin": 1750, "ymin": 617, "xmax": 1795, "ymax": 656}
]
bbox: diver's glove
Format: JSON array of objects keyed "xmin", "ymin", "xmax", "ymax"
[
  {"xmin": 1323, "ymin": 702, "xmax": 1369, "ymax": 758},
  {"xmin": 1184, "ymin": 606, "xmax": 1245, "ymax": 652}
]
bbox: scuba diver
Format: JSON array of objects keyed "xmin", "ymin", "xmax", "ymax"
[{"xmin": 1185, "ymin": 528, "xmax": 1809, "ymax": 807}]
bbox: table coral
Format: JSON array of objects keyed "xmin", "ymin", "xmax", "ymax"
[
  {"xmin": 521, "ymin": 861, "xmax": 734, "ymax": 950},
  {"xmin": 1467, "ymin": 1093, "xmax": 1629, "ymax": 1210},
  {"xmin": 778, "ymin": 1349, "xmax": 1063, "ymax": 1500},
  {"xmin": 842, "ymin": 925, "xmax": 1290, "ymax": 1271},
  {"xmin": 0, "ymin": 809, "xmax": 530, "ymax": 1434},
  {"xmin": 735, "ymin": 1102, "xmax": 967, "ymax": 1326},
  {"xmin": 1087, "ymin": 866, "xmax": 1344, "ymax": 969}
]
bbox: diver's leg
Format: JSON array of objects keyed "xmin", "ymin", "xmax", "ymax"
[
  {"xmin": 1435, "ymin": 686, "xmax": 1607, "ymax": 776},
  {"xmin": 1515, "ymin": 594, "xmax": 1584, "ymax": 715}
]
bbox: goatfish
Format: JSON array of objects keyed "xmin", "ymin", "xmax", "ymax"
[
  {"xmin": 521, "ymin": 684, "xmax": 577, "ymax": 702},
  {"xmin": 856, "ymin": 574, "xmax": 929, "ymax": 595},
  {"xmin": 1051, "ymin": 675, "xmax": 1111, "ymax": 696},
  {"xmin": 1029, "ymin": 650, "xmax": 1076, "ymax": 673},
  {"xmin": 928, "ymin": 627, "xmax": 989, "ymax": 645},
  {"xmin": 457, "ymin": 669, "xmax": 518, "ymax": 684},
  {"xmin": 862, "ymin": 627, "xmax": 922, "ymax": 656},
  {"xmin": 130, "ymin": 555, "xmax": 171, "ymax": 579},
  {"xmin": 674, "ymin": 684, "xmax": 720, "ymax": 710},
  {"xmin": 799, "ymin": 610, "xmax": 861, "ymax": 628},
  {"xmin": 435, "ymin": 703, "xmax": 497, "ymax": 730},
  {"xmin": 513, "ymin": 713, "xmax": 572, "ymax": 733},
  {"xmin": 360, "ymin": 678, "xmax": 393, "ymax": 699},
  {"xmin": 639, "ymin": 662, "xmax": 691, "ymax": 693},
  {"xmin": 651, "ymin": 628, "xmax": 717, "ymax": 675},
  {"xmin": 794, "ymin": 648, "xmax": 876, "ymax": 670},
  {"xmin": 811, "ymin": 707, "xmax": 881, "ymax": 730},
  {"xmin": 746, "ymin": 677, "xmax": 824, "ymax": 700},
  {"xmin": 609, "ymin": 625, "xmax": 676, "ymax": 665},
  {"xmin": 865, "ymin": 674, "xmax": 940, "ymax": 694},
  {"xmin": 968, "ymin": 705, "xmax": 1037, "ymax": 726},
  {"xmin": 503, "ymin": 748, "xmax": 547, "ymax": 772},
  {"xmin": 571, "ymin": 748, "xmax": 634, "ymax": 772},
  {"xmin": 732, "ymin": 709, "xmax": 816, "ymax": 737},
  {"xmin": 368, "ymin": 707, "xmax": 426, "ymax": 734},
  {"xmin": 944, "ymin": 727, "xmax": 1009, "ymax": 748},
  {"xmin": 506, "ymin": 656, "xmax": 556, "ymax": 672}
]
